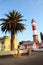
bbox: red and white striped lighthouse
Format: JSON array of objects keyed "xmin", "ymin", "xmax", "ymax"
[{"xmin": 31, "ymin": 19, "xmax": 38, "ymax": 43}]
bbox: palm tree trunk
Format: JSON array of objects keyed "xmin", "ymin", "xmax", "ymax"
[{"xmin": 11, "ymin": 30, "xmax": 15, "ymax": 50}]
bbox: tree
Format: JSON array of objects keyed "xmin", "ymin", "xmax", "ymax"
[
  {"xmin": 19, "ymin": 41, "xmax": 24, "ymax": 45},
  {"xmin": 0, "ymin": 10, "xmax": 26, "ymax": 50}
]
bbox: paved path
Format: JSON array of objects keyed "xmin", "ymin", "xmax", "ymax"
[{"xmin": 0, "ymin": 54, "xmax": 43, "ymax": 65}]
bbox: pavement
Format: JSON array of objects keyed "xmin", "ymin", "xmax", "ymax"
[{"xmin": 0, "ymin": 54, "xmax": 43, "ymax": 65}]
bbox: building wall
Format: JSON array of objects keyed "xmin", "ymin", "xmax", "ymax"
[
  {"xmin": 0, "ymin": 36, "xmax": 18, "ymax": 51},
  {"xmin": 14, "ymin": 37, "xmax": 18, "ymax": 50},
  {"xmin": 4, "ymin": 36, "xmax": 11, "ymax": 51}
]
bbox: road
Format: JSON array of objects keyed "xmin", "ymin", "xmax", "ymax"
[{"xmin": 0, "ymin": 54, "xmax": 43, "ymax": 65}]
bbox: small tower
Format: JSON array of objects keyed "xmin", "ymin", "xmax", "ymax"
[
  {"xmin": 40, "ymin": 32, "xmax": 43, "ymax": 43},
  {"xmin": 31, "ymin": 19, "xmax": 38, "ymax": 43}
]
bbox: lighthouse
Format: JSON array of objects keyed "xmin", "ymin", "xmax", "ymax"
[{"xmin": 31, "ymin": 19, "xmax": 39, "ymax": 44}]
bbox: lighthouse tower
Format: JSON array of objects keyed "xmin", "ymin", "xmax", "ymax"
[{"xmin": 31, "ymin": 19, "xmax": 39, "ymax": 44}]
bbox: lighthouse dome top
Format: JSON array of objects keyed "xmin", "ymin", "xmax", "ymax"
[{"xmin": 31, "ymin": 19, "xmax": 36, "ymax": 23}]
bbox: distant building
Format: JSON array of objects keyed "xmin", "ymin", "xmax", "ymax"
[
  {"xmin": 19, "ymin": 41, "xmax": 34, "ymax": 49},
  {"xmin": 19, "ymin": 41, "xmax": 42, "ymax": 50}
]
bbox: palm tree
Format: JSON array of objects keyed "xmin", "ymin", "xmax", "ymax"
[{"xmin": 0, "ymin": 10, "xmax": 26, "ymax": 50}]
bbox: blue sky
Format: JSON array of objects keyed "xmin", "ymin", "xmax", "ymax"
[{"xmin": 0, "ymin": 0, "xmax": 43, "ymax": 42}]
